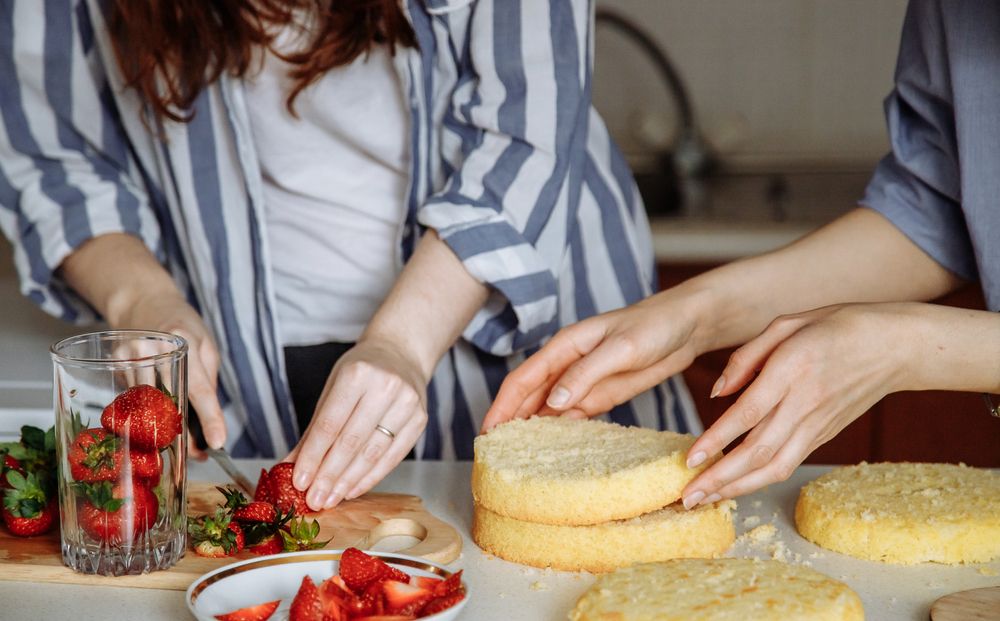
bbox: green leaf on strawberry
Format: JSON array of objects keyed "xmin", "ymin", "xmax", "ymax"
[
  {"xmin": 279, "ymin": 516, "xmax": 329, "ymax": 552},
  {"xmin": 72, "ymin": 480, "xmax": 126, "ymax": 512},
  {"xmin": 4, "ymin": 471, "xmax": 50, "ymax": 518}
]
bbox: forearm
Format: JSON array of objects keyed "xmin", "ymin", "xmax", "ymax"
[
  {"xmin": 58, "ymin": 233, "xmax": 183, "ymax": 326},
  {"xmin": 901, "ymin": 304, "xmax": 1000, "ymax": 394},
  {"xmin": 361, "ymin": 230, "xmax": 490, "ymax": 382},
  {"xmin": 681, "ymin": 208, "xmax": 963, "ymax": 354}
]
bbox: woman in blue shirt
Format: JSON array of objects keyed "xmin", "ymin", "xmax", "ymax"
[
  {"xmin": 487, "ymin": 0, "xmax": 1000, "ymax": 509},
  {"xmin": 0, "ymin": 0, "xmax": 701, "ymax": 511}
]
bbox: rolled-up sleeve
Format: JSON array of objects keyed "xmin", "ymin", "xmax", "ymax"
[
  {"xmin": 0, "ymin": 1, "xmax": 162, "ymax": 322},
  {"xmin": 417, "ymin": 0, "xmax": 590, "ymax": 356},
  {"xmin": 859, "ymin": 0, "xmax": 976, "ymax": 281}
]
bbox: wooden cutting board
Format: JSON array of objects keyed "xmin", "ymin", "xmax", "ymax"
[
  {"xmin": 930, "ymin": 586, "xmax": 1000, "ymax": 621},
  {"xmin": 0, "ymin": 482, "xmax": 462, "ymax": 591}
]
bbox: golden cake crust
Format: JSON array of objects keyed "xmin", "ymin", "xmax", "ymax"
[
  {"xmin": 795, "ymin": 462, "xmax": 1000, "ymax": 564},
  {"xmin": 569, "ymin": 558, "xmax": 864, "ymax": 621},
  {"xmin": 472, "ymin": 417, "xmax": 711, "ymax": 525},
  {"xmin": 471, "ymin": 501, "xmax": 735, "ymax": 573}
]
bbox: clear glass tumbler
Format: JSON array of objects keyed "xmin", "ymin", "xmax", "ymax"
[{"xmin": 51, "ymin": 330, "xmax": 188, "ymax": 576}]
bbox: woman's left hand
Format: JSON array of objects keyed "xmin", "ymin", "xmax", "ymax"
[
  {"xmin": 286, "ymin": 338, "xmax": 429, "ymax": 511},
  {"xmin": 681, "ymin": 303, "xmax": 915, "ymax": 509}
]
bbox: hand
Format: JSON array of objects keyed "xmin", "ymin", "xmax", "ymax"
[
  {"xmin": 116, "ymin": 291, "xmax": 226, "ymax": 458},
  {"xmin": 482, "ymin": 289, "xmax": 711, "ymax": 430},
  {"xmin": 681, "ymin": 303, "xmax": 913, "ymax": 509},
  {"xmin": 287, "ymin": 338, "xmax": 429, "ymax": 511}
]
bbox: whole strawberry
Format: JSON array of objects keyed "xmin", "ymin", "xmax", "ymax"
[
  {"xmin": 189, "ymin": 508, "xmax": 245, "ymax": 557},
  {"xmin": 68, "ymin": 428, "xmax": 163, "ymax": 483},
  {"xmin": 253, "ymin": 469, "xmax": 274, "ymax": 504},
  {"xmin": 76, "ymin": 480, "xmax": 158, "ymax": 543},
  {"xmin": 265, "ymin": 463, "xmax": 310, "ymax": 515},
  {"xmin": 2, "ymin": 471, "xmax": 57, "ymax": 537},
  {"xmin": 248, "ymin": 533, "xmax": 283, "ymax": 556},
  {"xmin": 101, "ymin": 384, "xmax": 181, "ymax": 450}
]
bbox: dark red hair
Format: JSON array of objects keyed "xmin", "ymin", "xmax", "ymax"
[{"xmin": 107, "ymin": 0, "xmax": 416, "ymax": 123}]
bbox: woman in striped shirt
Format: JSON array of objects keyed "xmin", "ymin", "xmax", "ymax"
[{"xmin": 0, "ymin": 0, "xmax": 700, "ymax": 510}]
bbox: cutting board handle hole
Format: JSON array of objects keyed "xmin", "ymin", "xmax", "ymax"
[{"xmin": 364, "ymin": 518, "xmax": 428, "ymax": 554}]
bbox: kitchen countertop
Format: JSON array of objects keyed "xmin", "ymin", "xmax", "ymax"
[{"xmin": 0, "ymin": 461, "xmax": 996, "ymax": 620}]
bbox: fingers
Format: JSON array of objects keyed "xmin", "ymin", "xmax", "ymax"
[
  {"xmin": 342, "ymin": 404, "xmax": 427, "ymax": 501},
  {"xmin": 713, "ymin": 315, "xmax": 805, "ymax": 397},
  {"xmin": 302, "ymin": 384, "xmax": 398, "ymax": 511},
  {"xmin": 482, "ymin": 320, "xmax": 606, "ymax": 430},
  {"xmin": 291, "ymin": 376, "xmax": 365, "ymax": 495},
  {"xmin": 186, "ymin": 335, "xmax": 226, "ymax": 449},
  {"xmin": 685, "ymin": 367, "xmax": 788, "ymax": 471}
]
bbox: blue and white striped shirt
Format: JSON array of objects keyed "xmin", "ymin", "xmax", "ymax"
[{"xmin": 0, "ymin": 0, "xmax": 702, "ymax": 458}]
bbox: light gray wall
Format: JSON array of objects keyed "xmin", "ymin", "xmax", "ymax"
[{"xmin": 594, "ymin": 0, "xmax": 909, "ymax": 169}]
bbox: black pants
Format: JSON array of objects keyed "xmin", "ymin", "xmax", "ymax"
[{"xmin": 283, "ymin": 342, "xmax": 354, "ymax": 434}]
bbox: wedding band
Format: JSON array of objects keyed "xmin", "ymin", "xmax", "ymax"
[{"xmin": 374, "ymin": 424, "xmax": 396, "ymax": 440}]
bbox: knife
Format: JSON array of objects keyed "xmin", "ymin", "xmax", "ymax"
[{"xmin": 205, "ymin": 447, "xmax": 256, "ymax": 498}]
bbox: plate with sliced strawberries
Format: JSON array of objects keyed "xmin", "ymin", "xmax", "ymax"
[{"xmin": 187, "ymin": 547, "xmax": 469, "ymax": 621}]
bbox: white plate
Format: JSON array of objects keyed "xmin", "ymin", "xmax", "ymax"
[{"xmin": 186, "ymin": 549, "xmax": 469, "ymax": 621}]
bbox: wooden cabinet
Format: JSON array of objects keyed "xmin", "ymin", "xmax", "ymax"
[{"xmin": 659, "ymin": 263, "xmax": 1000, "ymax": 467}]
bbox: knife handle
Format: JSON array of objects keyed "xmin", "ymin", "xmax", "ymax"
[{"xmin": 188, "ymin": 404, "xmax": 209, "ymax": 451}]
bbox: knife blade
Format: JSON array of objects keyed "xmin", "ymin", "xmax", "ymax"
[{"xmin": 205, "ymin": 447, "xmax": 256, "ymax": 497}]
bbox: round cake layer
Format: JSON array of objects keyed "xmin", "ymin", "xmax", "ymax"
[
  {"xmin": 471, "ymin": 500, "xmax": 734, "ymax": 573},
  {"xmin": 472, "ymin": 416, "xmax": 709, "ymax": 525},
  {"xmin": 569, "ymin": 558, "xmax": 864, "ymax": 621},
  {"xmin": 795, "ymin": 462, "xmax": 1000, "ymax": 564}
]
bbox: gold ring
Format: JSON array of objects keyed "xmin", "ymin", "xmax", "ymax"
[{"xmin": 374, "ymin": 424, "xmax": 396, "ymax": 440}]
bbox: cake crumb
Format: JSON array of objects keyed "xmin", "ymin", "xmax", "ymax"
[
  {"xmin": 808, "ymin": 551, "xmax": 825, "ymax": 559},
  {"xmin": 768, "ymin": 540, "xmax": 789, "ymax": 562},
  {"xmin": 742, "ymin": 516, "xmax": 761, "ymax": 528},
  {"xmin": 752, "ymin": 500, "xmax": 762, "ymax": 508},
  {"xmin": 499, "ymin": 592, "xmax": 508, "ymax": 599},
  {"xmin": 530, "ymin": 581, "xmax": 550, "ymax": 592},
  {"xmin": 746, "ymin": 524, "xmax": 777, "ymax": 543},
  {"xmin": 978, "ymin": 566, "xmax": 998, "ymax": 577}
]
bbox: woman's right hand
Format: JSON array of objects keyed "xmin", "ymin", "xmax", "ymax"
[
  {"xmin": 482, "ymin": 288, "xmax": 712, "ymax": 430},
  {"xmin": 115, "ymin": 290, "xmax": 227, "ymax": 456}
]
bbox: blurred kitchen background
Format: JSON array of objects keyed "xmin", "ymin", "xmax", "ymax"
[{"xmin": 1, "ymin": 0, "xmax": 997, "ymax": 463}]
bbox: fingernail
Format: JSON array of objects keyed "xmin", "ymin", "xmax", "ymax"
[
  {"xmin": 547, "ymin": 386, "xmax": 571, "ymax": 409},
  {"xmin": 294, "ymin": 470, "xmax": 311, "ymax": 490},
  {"xmin": 701, "ymin": 493, "xmax": 722, "ymax": 506},
  {"xmin": 686, "ymin": 451, "xmax": 707, "ymax": 469},
  {"xmin": 710, "ymin": 375, "xmax": 727, "ymax": 398},
  {"xmin": 683, "ymin": 490, "xmax": 705, "ymax": 510},
  {"xmin": 206, "ymin": 429, "xmax": 224, "ymax": 450},
  {"xmin": 307, "ymin": 485, "xmax": 329, "ymax": 511}
]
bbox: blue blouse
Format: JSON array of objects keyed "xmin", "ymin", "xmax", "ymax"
[{"xmin": 0, "ymin": 0, "xmax": 701, "ymax": 457}]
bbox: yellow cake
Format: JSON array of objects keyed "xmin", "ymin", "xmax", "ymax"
[
  {"xmin": 472, "ymin": 416, "xmax": 710, "ymax": 525},
  {"xmin": 795, "ymin": 462, "xmax": 1000, "ymax": 564},
  {"xmin": 569, "ymin": 558, "xmax": 864, "ymax": 621},
  {"xmin": 472, "ymin": 500, "xmax": 735, "ymax": 573}
]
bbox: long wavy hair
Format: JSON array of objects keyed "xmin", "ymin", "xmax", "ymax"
[{"xmin": 107, "ymin": 0, "xmax": 416, "ymax": 123}]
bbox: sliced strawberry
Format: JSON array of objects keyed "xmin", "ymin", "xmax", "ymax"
[
  {"xmin": 419, "ymin": 590, "xmax": 465, "ymax": 616},
  {"xmin": 339, "ymin": 547, "xmax": 386, "ymax": 592},
  {"xmin": 266, "ymin": 462, "xmax": 310, "ymax": 515},
  {"xmin": 433, "ymin": 570, "xmax": 463, "ymax": 598},
  {"xmin": 189, "ymin": 508, "xmax": 245, "ymax": 557},
  {"xmin": 290, "ymin": 575, "xmax": 349, "ymax": 621},
  {"xmin": 410, "ymin": 576, "xmax": 443, "ymax": 591},
  {"xmin": 213, "ymin": 599, "xmax": 280, "ymax": 621},
  {"xmin": 381, "ymin": 580, "xmax": 432, "ymax": 616},
  {"xmin": 352, "ymin": 581, "xmax": 386, "ymax": 617},
  {"xmin": 101, "ymin": 384, "xmax": 181, "ymax": 450},
  {"xmin": 352, "ymin": 616, "xmax": 416, "ymax": 621},
  {"xmin": 248, "ymin": 533, "xmax": 283, "ymax": 556}
]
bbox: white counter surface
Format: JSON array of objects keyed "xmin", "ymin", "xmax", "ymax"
[{"xmin": 0, "ymin": 461, "xmax": 996, "ymax": 620}]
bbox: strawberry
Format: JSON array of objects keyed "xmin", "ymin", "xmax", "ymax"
[
  {"xmin": 418, "ymin": 590, "xmax": 465, "ymax": 616},
  {"xmin": 351, "ymin": 582, "xmax": 386, "ymax": 617},
  {"xmin": 289, "ymin": 575, "xmax": 350, "ymax": 621},
  {"xmin": 2, "ymin": 470, "xmax": 57, "ymax": 537},
  {"xmin": 219, "ymin": 486, "xmax": 278, "ymax": 522},
  {"xmin": 68, "ymin": 428, "xmax": 163, "ymax": 484},
  {"xmin": 339, "ymin": 547, "xmax": 411, "ymax": 593},
  {"xmin": 76, "ymin": 479, "xmax": 158, "ymax": 543},
  {"xmin": 265, "ymin": 462, "xmax": 310, "ymax": 515},
  {"xmin": 2, "ymin": 497, "xmax": 57, "ymax": 537},
  {"xmin": 409, "ymin": 576, "xmax": 443, "ymax": 591},
  {"xmin": 432, "ymin": 570, "xmax": 463, "ymax": 598},
  {"xmin": 381, "ymin": 580, "xmax": 432, "ymax": 616},
  {"xmin": 248, "ymin": 533, "xmax": 283, "ymax": 556},
  {"xmin": 213, "ymin": 599, "xmax": 280, "ymax": 621},
  {"xmin": 189, "ymin": 508, "xmax": 245, "ymax": 557},
  {"xmin": 352, "ymin": 616, "xmax": 416, "ymax": 621},
  {"xmin": 101, "ymin": 384, "xmax": 181, "ymax": 450},
  {"xmin": 279, "ymin": 516, "xmax": 329, "ymax": 552},
  {"xmin": 253, "ymin": 469, "xmax": 274, "ymax": 504}
]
